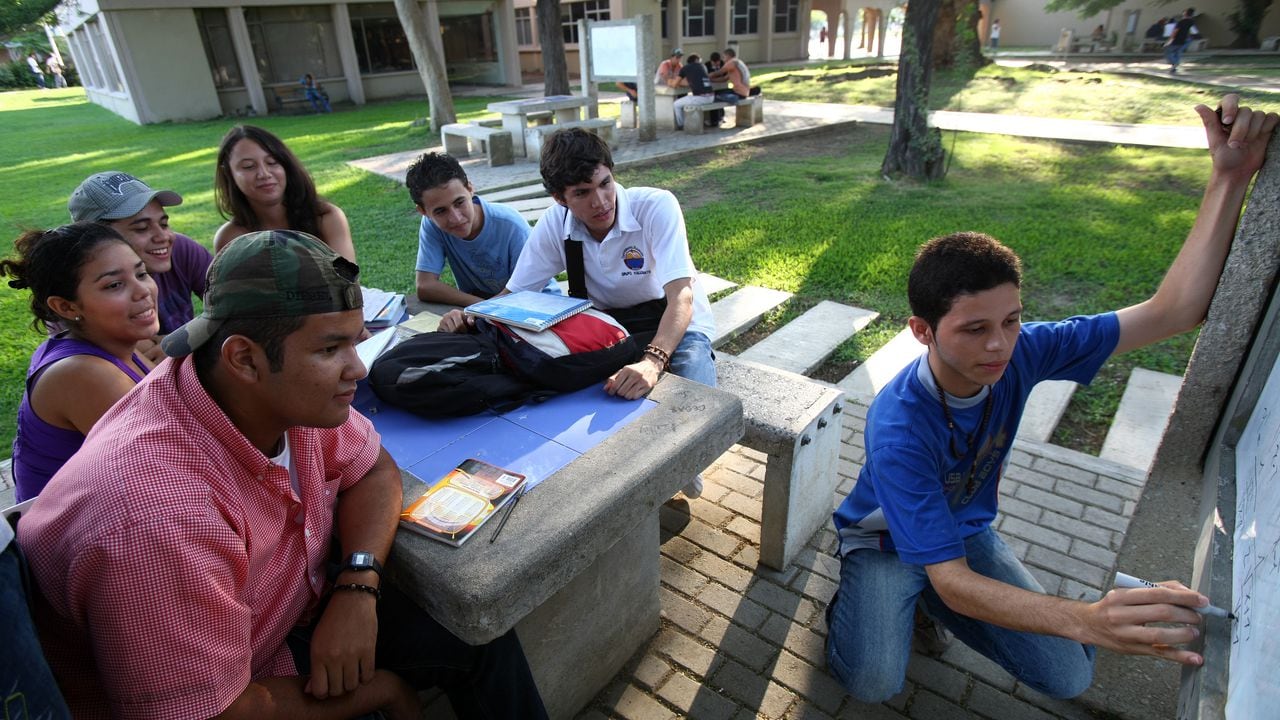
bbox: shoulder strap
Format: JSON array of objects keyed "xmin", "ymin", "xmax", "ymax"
[{"xmin": 563, "ymin": 208, "xmax": 588, "ymax": 299}]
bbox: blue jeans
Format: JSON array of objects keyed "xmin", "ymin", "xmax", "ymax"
[
  {"xmin": 669, "ymin": 331, "xmax": 716, "ymax": 388},
  {"xmin": 713, "ymin": 90, "xmax": 742, "ymax": 105},
  {"xmin": 825, "ymin": 528, "xmax": 1095, "ymax": 703},
  {"xmin": 1, "ymin": 541, "xmax": 71, "ymax": 719},
  {"xmin": 1164, "ymin": 41, "xmax": 1189, "ymax": 68}
]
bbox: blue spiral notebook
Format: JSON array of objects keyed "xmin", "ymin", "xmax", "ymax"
[{"xmin": 464, "ymin": 291, "xmax": 592, "ymax": 332}]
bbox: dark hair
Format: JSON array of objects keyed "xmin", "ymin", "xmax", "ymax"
[
  {"xmin": 724, "ymin": 48, "xmax": 737, "ymax": 58},
  {"xmin": 686, "ymin": 53, "xmax": 702, "ymax": 64},
  {"xmin": 215, "ymin": 125, "xmax": 324, "ymax": 238},
  {"xmin": 709, "ymin": 52, "xmax": 722, "ymax": 62},
  {"xmin": 540, "ymin": 128, "xmax": 614, "ymax": 196},
  {"xmin": 907, "ymin": 232, "xmax": 1022, "ymax": 329},
  {"xmin": 405, "ymin": 152, "xmax": 470, "ymax": 208},
  {"xmin": 193, "ymin": 314, "xmax": 307, "ymax": 379},
  {"xmin": 0, "ymin": 222, "xmax": 129, "ymax": 332}
]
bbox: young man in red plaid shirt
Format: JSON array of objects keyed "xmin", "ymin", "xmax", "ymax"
[{"xmin": 19, "ymin": 230, "xmax": 547, "ymax": 720}]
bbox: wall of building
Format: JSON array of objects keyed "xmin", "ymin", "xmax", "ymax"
[
  {"xmin": 112, "ymin": 9, "xmax": 222, "ymax": 122},
  {"xmin": 987, "ymin": 0, "xmax": 1280, "ymax": 48}
]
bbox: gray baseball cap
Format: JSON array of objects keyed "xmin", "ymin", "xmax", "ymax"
[{"xmin": 69, "ymin": 171, "xmax": 183, "ymax": 222}]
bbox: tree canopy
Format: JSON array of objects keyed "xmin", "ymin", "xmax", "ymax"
[
  {"xmin": 0, "ymin": 0, "xmax": 61, "ymax": 37},
  {"xmin": 1044, "ymin": 0, "xmax": 1124, "ymax": 18}
]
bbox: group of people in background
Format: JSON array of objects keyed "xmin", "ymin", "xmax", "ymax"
[
  {"xmin": 23, "ymin": 52, "xmax": 66, "ymax": 90},
  {"xmin": 617, "ymin": 45, "xmax": 758, "ymax": 129}
]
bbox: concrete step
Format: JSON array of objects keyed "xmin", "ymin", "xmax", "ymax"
[
  {"xmin": 739, "ymin": 300, "xmax": 877, "ymax": 376},
  {"xmin": 1, "ymin": 458, "xmax": 14, "ymax": 510},
  {"xmin": 836, "ymin": 325, "xmax": 922, "ymax": 400},
  {"xmin": 1017, "ymin": 380, "xmax": 1078, "ymax": 443},
  {"xmin": 503, "ymin": 196, "xmax": 556, "ymax": 214},
  {"xmin": 555, "ymin": 272, "xmax": 735, "ymax": 298},
  {"xmin": 710, "ymin": 285, "xmax": 792, "ymax": 348},
  {"xmin": 486, "ymin": 184, "xmax": 549, "ymax": 203},
  {"xmin": 1100, "ymin": 367, "xmax": 1183, "ymax": 473}
]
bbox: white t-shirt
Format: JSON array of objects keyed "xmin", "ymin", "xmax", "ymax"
[{"xmin": 506, "ymin": 184, "xmax": 715, "ymax": 339}]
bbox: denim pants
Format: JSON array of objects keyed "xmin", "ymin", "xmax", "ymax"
[
  {"xmin": 669, "ymin": 331, "xmax": 716, "ymax": 388},
  {"xmin": 1, "ymin": 541, "xmax": 72, "ymax": 720},
  {"xmin": 825, "ymin": 528, "xmax": 1095, "ymax": 703},
  {"xmin": 287, "ymin": 580, "xmax": 547, "ymax": 720},
  {"xmin": 1165, "ymin": 41, "xmax": 1189, "ymax": 67}
]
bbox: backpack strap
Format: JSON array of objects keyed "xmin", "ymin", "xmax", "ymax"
[{"xmin": 563, "ymin": 207, "xmax": 589, "ymax": 300}]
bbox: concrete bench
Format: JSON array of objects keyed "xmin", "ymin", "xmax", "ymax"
[
  {"xmin": 523, "ymin": 117, "xmax": 617, "ymax": 158},
  {"xmin": 735, "ymin": 94, "xmax": 764, "ymax": 127},
  {"xmin": 716, "ymin": 356, "xmax": 844, "ymax": 570},
  {"xmin": 619, "ymin": 99, "xmax": 637, "ymax": 128},
  {"xmin": 269, "ymin": 85, "xmax": 325, "ymax": 114},
  {"xmin": 440, "ymin": 123, "xmax": 514, "ymax": 167},
  {"xmin": 682, "ymin": 102, "xmax": 732, "ymax": 135},
  {"xmin": 1263, "ymin": 36, "xmax": 1280, "ymax": 51},
  {"xmin": 473, "ymin": 110, "xmax": 553, "ymax": 129}
]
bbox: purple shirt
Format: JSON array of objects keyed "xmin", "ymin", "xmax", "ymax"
[
  {"xmin": 156, "ymin": 234, "xmax": 211, "ymax": 334},
  {"xmin": 12, "ymin": 335, "xmax": 146, "ymax": 502}
]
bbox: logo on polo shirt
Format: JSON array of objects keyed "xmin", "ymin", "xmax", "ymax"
[{"xmin": 622, "ymin": 246, "xmax": 645, "ymax": 270}]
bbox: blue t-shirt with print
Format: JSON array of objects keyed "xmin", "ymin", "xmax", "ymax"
[
  {"xmin": 415, "ymin": 196, "xmax": 558, "ymax": 298},
  {"xmin": 832, "ymin": 313, "xmax": 1120, "ymax": 566}
]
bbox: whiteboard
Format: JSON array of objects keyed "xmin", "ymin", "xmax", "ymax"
[
  {"xmin": 1230, "ymin": 356, "xmax": 1280, "ymax": 719},
  {"xmin": 590, "ymin": 25, "xmax": 637, "ymax": 78}
]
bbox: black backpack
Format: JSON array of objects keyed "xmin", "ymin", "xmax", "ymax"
[
  {"xmin": 476, "ymin": 310, "xmax": 640, "ymax": 393},
  {"xmin": 368, "ymin": 332, "xmax": 553, "ymax": 417}
]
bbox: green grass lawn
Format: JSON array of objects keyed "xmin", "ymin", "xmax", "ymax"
[
  {"xmin": 754, "ymin": 60, "xmax": 1280, "ymax": 124},
  {"xmin": 0, "ymin": 72, "xmax": 1261, "ymax": 454}
]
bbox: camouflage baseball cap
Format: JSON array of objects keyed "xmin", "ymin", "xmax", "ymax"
[
  {"xmin": 161, "ymin": 230, "xmax": 363, "ymax": 357},
  {"xmin": 69, "ymin": 171, "xmax": 183, "ymax": 222}
]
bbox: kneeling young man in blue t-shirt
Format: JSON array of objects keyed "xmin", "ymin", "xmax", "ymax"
[
  {"xmin": 407, "ymin": 152, "xmax": 556, "ymax": 307},
  {"xmin": 826, "ymin": 94, "xmax": 1278, "ymax": 704}
]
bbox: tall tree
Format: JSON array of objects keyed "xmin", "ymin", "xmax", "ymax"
[
  {"xmin": 931, "ymin": 0, "xmax": 987, "ymax": 68},
  {"xmin": 0, "ymin": 0, "xmax": 59, "ymax": 36},
  {"xmin": 538, "ymin": 0, "xmax": 570, "ymax": 95},
  {"xmin": 882, "ymin": 0, "xmax": 946, "ymax": 180},
  {"xmin": 394, "ymin": 0, "xmax": 457, "ymax": 132}
]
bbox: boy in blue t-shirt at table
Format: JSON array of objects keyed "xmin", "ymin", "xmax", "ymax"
[
  {"xmin": 825, "ymin": 94, "xmax": 1278, "ymax": 704},
  {"xmin": 407, "ymin": 152, "xmax": 557, "ymax": 307}
]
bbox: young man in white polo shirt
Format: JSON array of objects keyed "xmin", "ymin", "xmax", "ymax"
[{"xmin": 441, "ymin": 128, "xmax": 715, "ymax": 494}]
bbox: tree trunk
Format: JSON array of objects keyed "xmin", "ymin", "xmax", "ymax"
[
  {"xmin": 1228, "ymin": 0, "xmax": 1273, "ymax": 47},
  {"xmin": 931, "ymin": 0, "xmax": 987, "ymax": 69},
  {"xmin": 393, "ymin": 0, "xmax": 456, "ymax": 132},
  {"xmin": 538, "ymin": 0, "xmax": 570, "ymax": 95},
  {"xmin": 881, "ymin": 0, "xmax": 946, "ymax": 181}
]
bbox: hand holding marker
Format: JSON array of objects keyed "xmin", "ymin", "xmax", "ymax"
[{"xmin": 1114, "ymin": 572, "xmax": 1235, "ymax": 619}]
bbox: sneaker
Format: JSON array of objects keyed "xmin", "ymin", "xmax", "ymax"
[
  {"xmin": 911, "ymin": 605, "xmax": 952, "ymax": 657},
  {"xmin": 681, "ymin": 474, "xmax": 703, "ymax": 499}
]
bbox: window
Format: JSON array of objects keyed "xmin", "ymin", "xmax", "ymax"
[
  {"xmin": 441, "ymin": 13, "xmax": 497, "ymax": 63},
  {"xmin": 683, "ymin": 0, "xmax": 714, "ymax": 37},
  {"xmin": 244, "ymin": 6, "xmax": 343, "ymax": 85},
  {"xmin": 86, "ymin": 18, "xmax": 123, "ymax": 92},
  {"xmin": 516, "ymin": 7, "xmax": 533, "ymax": 46},
  {"xmin": 560, "ymin": 0, "xmax": 610, "ymax": 44},
  {"xmin": 350, "ymin": 4, "xmax": 414, "ymax": 74},
  {"xmin": 773, "ymin": 0, "xmax": 798, "ymax": 32},
  {"xmin": 197, "ymin": 8, "xmax": 244, "ymax": 88},
  {"xmin": 731, "ymin": 0, "xmax": 758, "ymax": 35},
  {"xmin": 660, "ymin": 0, "xmax": 668, "ymax": 38}
]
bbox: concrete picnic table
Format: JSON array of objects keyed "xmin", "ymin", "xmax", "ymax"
[
  {"xmin": 385, "ymin": 373, "xmax": 744, "ymax": 719},
  {"xmin": 487, "ymin": 94, "xmax": 596, "ymax": 157}
]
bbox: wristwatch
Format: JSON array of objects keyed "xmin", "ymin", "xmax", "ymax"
[{"xmin": 343, "ymin": 551, "xmax": 383, "ymax": 577}]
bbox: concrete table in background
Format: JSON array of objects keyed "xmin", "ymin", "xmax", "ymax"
[
  {"xmin": 386, "ymin": 374, "xmax": 744, "ymax": 719},
  {"xmin": 487, "ymin": 95, "xmax": 595, "ymax": 157}
]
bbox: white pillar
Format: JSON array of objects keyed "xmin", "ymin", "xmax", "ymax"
[
  {"xmin": 841, "ymin": 7, "xmax": 853, "ymax": 58},
  {"xmin": 761, "ymin": 0, "xmax": 775, "ymax": 61},
  {"xmin": 494, "ymin": 0, "xmax": 524, "ymax": 88},
  {"xmin": 331, "ymin": 4, "xmax": 367, "ymax": 105},
  {"xmin": 226, "ymin": 6, "xmax": 268, "ymax": 115},
  {"xmin": 715, "ymin": 0, "xmax": 730, "ymax": 50},
  {"xmin": 876, "ymin": 7, "xmax": 887, "ymax": 58},
  {"xmin": 669, "ymin": 0, "xmax": 683, "ymax": 53},
  {"xmin": 68, "ymin": 31, "xmax": 99, "ymax": 88}
]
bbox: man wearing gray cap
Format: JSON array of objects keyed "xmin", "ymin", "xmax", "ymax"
[
  {"xmin": 69, "ymin": 171, "xmax": 212, "ymax": 352},
  {"xmin": 19, "ymin": 230, "xmax": 547, "ymax": 720}
]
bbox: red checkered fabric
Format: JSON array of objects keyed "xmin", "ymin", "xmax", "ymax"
[{"xmin": 18, "ymin": 356, "xmax": 381, "ymax": 719}]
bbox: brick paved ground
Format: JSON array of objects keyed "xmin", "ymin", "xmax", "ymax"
[{"xmin": 579, "ymin": 396, "xmax": 1150, "ymax": 720}]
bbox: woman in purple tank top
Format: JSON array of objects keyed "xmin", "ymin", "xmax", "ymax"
[{"xmin": 2, "ymin": 223, "xmax": 160, "ymax": 501}]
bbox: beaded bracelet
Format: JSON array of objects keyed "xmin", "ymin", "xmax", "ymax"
[
  {"xmin": 644, "ymin": 344, "xmax": 671, "ymax": 370},
  {"xmin": 333, "ymin": 582, "xmax": 381, "ymax": 600}
]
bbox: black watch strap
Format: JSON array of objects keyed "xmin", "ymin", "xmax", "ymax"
[{"xmin": 343, "ymin": 551, "xmax": 383, "ymax": 577}]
